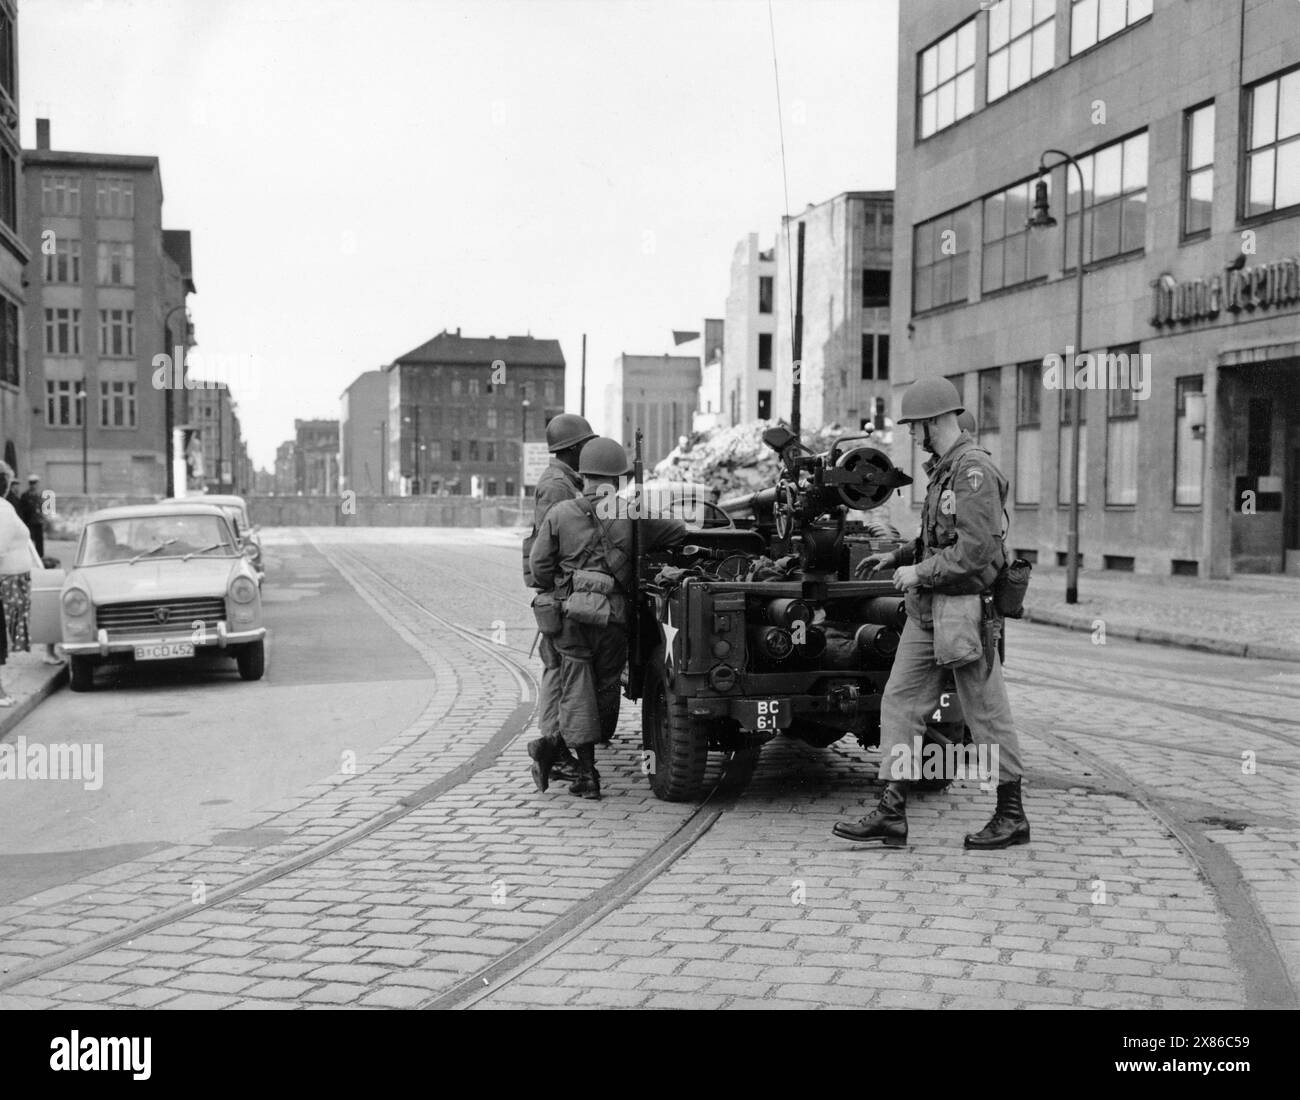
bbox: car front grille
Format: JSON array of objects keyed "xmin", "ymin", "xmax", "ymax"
[{"xmin": 97, "ymin": 597, "xmax": 227, "ymax": 636}]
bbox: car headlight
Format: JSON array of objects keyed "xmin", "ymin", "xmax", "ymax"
[
  {"xmin": 62, "ymin": 588, "xmax": 91, "ymax": 617},
  {"xmin": 229, "ymin": 577, "xmax": 257, "ymax": 604}
]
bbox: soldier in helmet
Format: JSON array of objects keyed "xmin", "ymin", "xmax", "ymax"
[
  {"xmin": 523, "ymin": 413, "xmax": 597, "ymax": 790},
  {"xmin": 834, "ymin": 375, "xmax": 1029, "ymax": 850},
  {"xmin": 529, "ymin": 437, "xmax": 687, "ymax": 798}
]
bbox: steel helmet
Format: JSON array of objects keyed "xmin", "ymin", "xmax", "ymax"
[
  {"xmin": 545, "ymin": 413, "xmax": 596, "ymax": 453},
  {"xmin": 897, "ymin": 376, "xmax": 965, "ymax": 423},
  {"xmin": 956, "ymin": 409, "xmax": 977, "ymax": 434},
  {"xmin": 577, "ymin": 436, "xmax": 632, "ymax": 477}
]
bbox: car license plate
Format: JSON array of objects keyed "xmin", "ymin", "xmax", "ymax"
[
  {"xmin": 134, "ymin": 642, "xmax": 195, "ymax": 661},
  {"xmin": 734, "ymin": 698, "xmax": 791, "ymax": 732}
]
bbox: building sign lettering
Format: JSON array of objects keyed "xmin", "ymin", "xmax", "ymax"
[{"xmin": 1150, "ymin": 257, "xmax": 1300, "ymax": 327}]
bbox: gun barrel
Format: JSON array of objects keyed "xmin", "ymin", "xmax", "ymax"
[{"xmin": 719, "ymin": 486, "xmax": 779, "ymax": 514}]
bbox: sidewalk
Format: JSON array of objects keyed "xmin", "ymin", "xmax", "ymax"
[
  {"xmin": 0, "ymin": 650, "xmax": 66, "ymax": 741},
  {"xmin": 1021, "ymin": 566, "xmax": 1300, "ymax": 661}
]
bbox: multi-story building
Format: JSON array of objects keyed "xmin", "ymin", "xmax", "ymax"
[
  {"xmin": 773, "ymin": 191, "xmax": 894, "ymax": 432},
  {"xmin": 895, "ymin": 0, "xmax": 1300, "ymax": 576},
  {"xmin": 188, "ymin": 382, "xmax": 250, "ymax": 494},
  {"xmin": 294, "ymin": 418, "xmax": 338, "ymax": 496},
  {"xmin": 386, "ymin": 329, "xmax": 565, "ymax": 496},
  {"xmin": 605, "ymin": 354, "xmax": 701, "ymax": 468},
  {"xmin": 23, "ymin": 119, "xmax": 193, "ymax": 495},
  {"xmin": 274, "ymin": 440, "xmax": 296, "ymax": 496},
  {"xmin": 717, "ymin": 234, "xmax": 776, "ymax": 427},
  {"xmin": 339, "ymin": 369, "xmax": 389, "ymax": 494},
  {"xmin": 0, "ymin": 1, "xmax": 27, "ymax": 477},
  {"xmin": 687, "ymin": 318, "xmax": 726, "ymax": 431}
]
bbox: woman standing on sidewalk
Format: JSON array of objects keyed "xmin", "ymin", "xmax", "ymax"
[{"xmin": 0, "ymin": 463, "xmax": 28, "ymax": 706}]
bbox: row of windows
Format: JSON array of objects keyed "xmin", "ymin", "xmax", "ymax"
[
  {"xmin": 43, "ymin": 308, "xmax": 135, "ymax": 356},
  {"xmin": 417, "ymin": 376, "xmax": 560, "ymax": 402},
  {"xmin": 921, "ymin": 358, "xmax": 1203, "ymax": 510},
  {"xmin": 410, "ymin": 439, "xmax": 525, "ymax": 464},
  {"xmin": 42, "ymin": 240, "xmax": 135, "ymax": 285},
  {"xmin": 400, "ymin": 405, "xmax": 563, "ymax": 432},
  {"xmin": 913, "ymin": 67, "xmax": 1299, "ymax": 314},
  {"xmin": 40, "ymin": 175, "xmax": 135, "ymax": 217},
  {"xmin": 44, "ymin": 379, "xmax": 137, "ymax": 429},
  {"xmin": 919, "ymin": 0, "xmax": 1154, "ymax": 139},
  {"xmin": 408, "ymin": 477, "xmax": 517, "ymax": 497},
  {"xmin": 0, "ymin": 296, "xmax": 17, "ymax": 387}
]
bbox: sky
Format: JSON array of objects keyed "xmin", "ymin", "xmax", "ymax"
[{"xmin": 21, "ymin": 0, "xmax": 900, "ymax": 469}]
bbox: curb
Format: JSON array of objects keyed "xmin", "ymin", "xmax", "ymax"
[
  {"xmin": 0, "ymin": 664, "xmax": 68, "ymax": 742},
  {"xmin": 1020, "ymin": 605, "xmax": 1300, "ymax": 663}
]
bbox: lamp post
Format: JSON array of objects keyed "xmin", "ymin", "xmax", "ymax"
[
  {"xmin": 520, "ymin": 397, "xmax": 530, "ymax": 518},
  {"xmin": 162, "ymin": 304, "xmax": 190, "ymax": 497},
  {"xmin": 1028, "ymin": 149, "xmax": 1086, "ymax": 605},
  {"xmin": 76, "ymin": 386, "xmax": 88, "ymax": 493}
]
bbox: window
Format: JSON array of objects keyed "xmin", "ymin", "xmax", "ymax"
[
  {"xmin": 468, "ymin": 439, "xmax": 479, "ymax": 461},
  {"xmin": 918, "ymin": 19, "xmax": 975, "ymax": 138},
  {"xmin": 755, "ymin": 390, "xmax": 772, "ymax": 419},
  {"xmin": 485, "ymin": 442, "xmax": 496, "ymax": 463},
  {"xmin": 1174, "ymin": 376, "xmax": 1203, "ymax": 506},
  {"xmin": 96, "ymin": 241, "xmax": 134, "ymax": 285},
  {"xmin": 862, "ymin": 269, "xmax": 890, "ymax": 306},
  {"xmin": 1070, "ymin": 0, "xmax": 1153, "ymax": 57},
  {"xmin": 1179, "ymin": 102, "xmax": 1215, "ymax": 237},
  {"xmin": 99, "ymin": 309, "xmax": 135, "ymax": 357},
  {"xmin": 861, "ymin": 333, "xmax": 890, "ymax": 380},
  {"xmin": 487, "ymin": 479, "xmax": 498, "ymax": 496},
  {"xmin": 99, "ymin": 380, "xmax": 137, "ymax": 429},
  {"xmin": 758, "ymin": 276, "xmax": 773, "ymax": 313},
  {"xmin": 451, "ymin": 377, "xmax": 462, "ymax": 396},
  {"xmin": 46, "ymin": 379, "xmax": 83, "ymax": 427},
  {"xmin": 44, "ymin": 238, "xmax": 81, "ymax": 284},
  {"xmin": 1058, "ymin": 387, "xmax": 1089, "ymax": 505},
  {"xmin": 427, "ymin": 441, "xmax": 442, "ymax": 462},
  {"xmin": 979, "ymin": 368, "xmax": 1001, "ymax": 465},
  {"xmin": 95, "ymin": 178, "xmax": 134, "ymax": 218},
  {"xmin": 865, "ymin": 205, "xmax": 894, "ymax": 250},
  {"xmin": 1244, "ymin": 68, "xmax": 1300, "ymax": 218},
  {"xmin": 0, "ymin": 297, "xmax": 18, "ymax": 387},
  {"xmin": 544, "ymin": 381, "xmax": 556, "ymax": 403},
  {"xmin": 450, "ymin": 440, "xmax": 461, "ymax": 462},
  {"xmin": 758, "ymin": 333, "xmax": 772, "ymax": 371},
  {"xmin": 1105, "ymin": 353, "xmax": 1139, "ymax": 506},
  {"xmin": 486, "ymin": 408, "xmax": 498, "ymax": 430},
  {"xmin": 983, "ymin": 178, "xmax": 1051, "ymax": 292},
  {"xmin": 0, "ymin": 147, "xmax": 14, "ymax": 232},
  {"xmin": 987, "ymin": 0, "xmax": 1055, "ymax": 103},
  {"xmin": 1065, "ymin": 131, "xmax": 1148, "ymax": 268},
  {"xmin": 1014, "ymin": 362, "xmax": 1041, "ymax": 505},
  {"xmin": 912, "ymin": 211, "xmax": 971, "ymax": 312},
  {"xmin": 44, "ymin": 307, "xmax": 81, "ymax": 354},
  {"xmin": 0, "ymin": 7, "xmax": 15, "ymax": 100},
  {"xmin": 41, "ymin": 175, "xmax": 81, "ymax": 215}
]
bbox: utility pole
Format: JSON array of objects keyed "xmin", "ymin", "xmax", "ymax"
[
  {"xmin": 217, "ymin": 386, "xmax": 225, "ymax": 492},
  {"xmin": 791, "ymin": 219, "xmax": 806, "ymax": 438}
]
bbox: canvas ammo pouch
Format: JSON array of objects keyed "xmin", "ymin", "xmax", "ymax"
[
  {"xmin": 563, "ymin": 568, "xmax": 621, "ymax": 627},
  {"xmin": 531, "ymin": 589, "xmax": 564, "ymax": 636},
  {"xmin": 992, "ymin": 556, "xmax": 1032, "ymax": 619},
  {"xmin": 932, "ymin": 592, "xmax": 984, "ymax": 668}
]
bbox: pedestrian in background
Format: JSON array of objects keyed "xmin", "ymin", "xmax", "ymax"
[
  {"xmin": 20, "ymin": 474, "xmax": 46, "ymax": 558},
  {"xmin": 529, "ymin": 437, "xmax": 686, "ymax": 798},
  {"xmin": 0, "ymin": 463, "xmax": 30, "ymax": 704},
  {"xmin": 835, "ymin": 376, "xmax": 1029, "ymax": 850},
  {"xmin": 522, "ymin": 412, "xmax": 596, "ymax": 791}
]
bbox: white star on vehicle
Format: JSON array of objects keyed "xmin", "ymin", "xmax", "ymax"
[{"xmin": 661, "ymin": 604, "xmax": 679, "ymax": 669}]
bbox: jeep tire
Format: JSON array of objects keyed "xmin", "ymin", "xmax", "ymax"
[{"xmin": 642, "ymin": 652, "xmax": 708, "ymax": 802}]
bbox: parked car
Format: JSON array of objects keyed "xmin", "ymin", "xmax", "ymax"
[
  {"xmin": 168, "ymin": 493, "xmax": 264, "ymax": 582},
  {"xmin": 31, "ymin": 502, "xmax": 268, "ymax": 692}
]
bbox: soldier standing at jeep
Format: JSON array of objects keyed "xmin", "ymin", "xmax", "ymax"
[
  {"xmin": 834, "ymin": 375, "xmax": 1029, "ymax": 850},
  {"xmin": 529, "ymin": 437, "xmax": 687, "ymax": 799},
  {"xmin": 523, "ymin": 413, "xmax": 596, "ymax": 791}
]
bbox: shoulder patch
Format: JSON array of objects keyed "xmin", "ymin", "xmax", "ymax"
[{"xmin": 965, "ymin": 466, "xmax": 985, "ymax": 492}]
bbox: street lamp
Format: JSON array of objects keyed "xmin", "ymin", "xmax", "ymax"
[
  {"xmin": 75, "ymin": 386, "xmax": 88, "ymax": 493},
  {"xmin": 162, "ymin": 304, "xmax": 191, "ymax": 497},
  {"xmin": 1028, "ymin": 149, "xmax": 1086, "ymax": 606},
  {"xmin": 520, "ymin": 397, "xmax": 530, "ymax": 514}
]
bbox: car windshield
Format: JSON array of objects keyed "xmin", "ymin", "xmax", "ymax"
[{"xmin": 78, "ymin": 514, "xmax": 237, "ymax": 566}]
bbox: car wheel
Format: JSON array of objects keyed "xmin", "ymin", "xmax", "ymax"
[
  {"xmin": 69, "ymin": 655, "xmax": 96, "ymax": 692},
  {"xmin": 641, "ymin": 651, "xmax": 708, "ymax": 802},
  {"xmin": 236, "ymin": 639, "xmax": 265, "ymax": 681}
]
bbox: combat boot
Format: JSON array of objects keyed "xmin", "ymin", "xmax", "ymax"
[
  {"xmin": 550, "ymin": 739, "xmax": 580, "ymax": 784},
  {"xmin": 569, "ymin": 744, "xmax": 601, "ymax": 800},
  {"xmin": 527, "ymin": 737, "xmax": 556, "ymax": 793},
  {"xmin": 964, "ymin": 777, "xmax": 1030, "ymax": 850},
  {"xmin": 832, "ymin": 781, "xmax": 908, "ymax": 846}
]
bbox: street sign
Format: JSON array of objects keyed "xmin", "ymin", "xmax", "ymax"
[{"xmin": 522, "ymin": 442, "xmax": 550, "ymax": 488}]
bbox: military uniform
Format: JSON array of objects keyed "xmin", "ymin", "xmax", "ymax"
[
  {"xmin": 523, "ymin": 457, "xmax": 584, "ymax": 757},
  {"xmin": 530, "ymin": 491, "xmax": 685, "ymax": 748},
  {"xmin": 878, "ymin": 429, "xmax": 1024, "ymax": 782}
]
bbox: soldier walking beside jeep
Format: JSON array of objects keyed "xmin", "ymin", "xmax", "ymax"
[{"xmin": 833, "ymin": 376, "xmax": 1030, "ymax": 850}]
